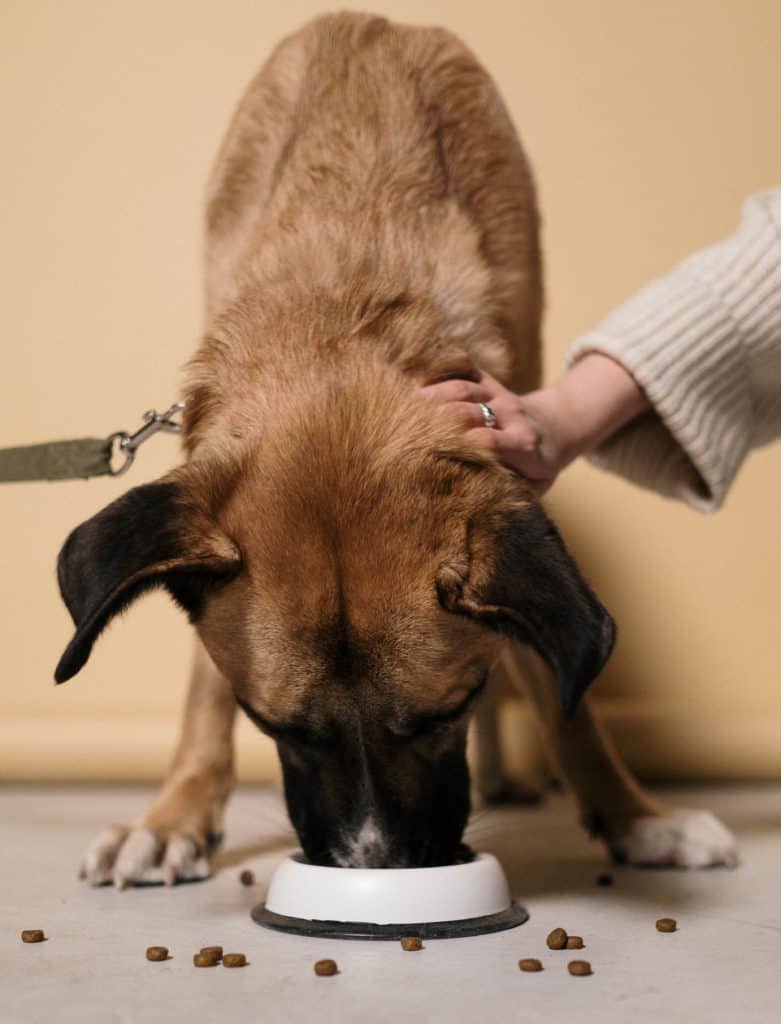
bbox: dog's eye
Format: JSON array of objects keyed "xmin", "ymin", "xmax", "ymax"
[
  {"xmin": 390, "ymin": 673, "xmax": 488, "ymax": 742},
  {"xmin": 390, "ymin": 716, "xmax": 457, "ymax": 743},
  {"xmin": 278, "ymin": 723, "xmax": 334, "ymax": 750},
  {"xmin": 236, "ymin": 697, "xmax": 332, "ymax": 749}
]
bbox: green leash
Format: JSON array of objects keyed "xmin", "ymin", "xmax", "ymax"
[{"xmin": 0, "ymin": 402, "xmax": 184, "ymax": 483}]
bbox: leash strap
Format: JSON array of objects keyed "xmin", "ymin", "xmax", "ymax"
[
  {"xmin": 0, "ymin": 402, "xmax": 184, "ymax": 484},
  {"xmin": 0, "ymin": 438, "xmax": 113, "ymax": 482}
]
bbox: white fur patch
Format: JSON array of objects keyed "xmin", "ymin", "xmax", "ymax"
[
  {"xmin": 612, "ymin": 809, "xmax": 739, "ymax": 869},
  {"xmin": 332, "ymin": 816, "xmax": 389, "ymax": 868},
  {"xmin": 80, "ymin": 825, "xmax": 129, "ymax": 885},
  {"xmin": 80, "ymin": 826, "xmax": 212, "ymax": 888}
]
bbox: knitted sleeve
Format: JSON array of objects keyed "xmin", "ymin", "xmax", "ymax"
[{"xmin": 565, "ymin": 189, "xmax": 781, "ymax": 512}]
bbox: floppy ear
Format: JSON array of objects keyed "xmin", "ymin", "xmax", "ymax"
[
  {"xmin": 55, "ymin": 478, "xmax": 240, "ymax": 683},
  {"xmin": 436, "ymin": 500, "xmax": 615, "ymax": 717}
]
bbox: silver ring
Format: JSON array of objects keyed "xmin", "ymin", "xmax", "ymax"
[{"xmin": 478, "ymin": 402, "xmax": 499, "ymax": 429}]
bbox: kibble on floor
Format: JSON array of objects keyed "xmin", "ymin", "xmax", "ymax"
[
  {"xmin": 566, "ymin": 936, "xmax": 584, "ymax": 949},
  {"xmin": 5, "ymin": 783, "xmax": 779, "ymax": 1021},
  {"xmin": 239, "ymin": 870, "xmax": 255, "ymax": 886},
  {"xmin": 518, "ymin": 958, "xmax": 543, "ymax": 972},
  {"xmin": 400, "ymin": 936, "xmax": 422, "ymax": 951},
  {"xmin": 546, "ymin": 927, "xmax": 568, "ymax": 950},
  {"xmin": 568, "ymin": 960, "xmax": 593, "ymax": 976},
  {"xmin": 21, "ymin": 930, "xmax": 45, "ymax": 944},
  {"xmin": 656, "ymin": 918, "xmax": 677, "ymax": 933},
  {"xmin": 200, "ymin": 946, "xmax": 223, "ymax": 960},
  {"xmin": 223, "ymin": 954, "xmax": 248, "ymax": 968},
  {"xmin": 193, "ymin": 952, "xmax": 219, "ymax": 968},
  {"xmin": 314, "ymin": 959, "xmax": 338, "ymax": 977},
  {"xmin": 145, "ymin": 946, "xmax": 168, "ymax": 962}
]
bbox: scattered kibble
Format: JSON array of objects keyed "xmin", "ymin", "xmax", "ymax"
[
  {"xmin": 200, "ymin": 946, "xmax": 223, "ymax": 960},
  {"xmin": 21, "ymin": 930, "xmax": 45, "ymax": 944},
  {"xmin": 596, "ymin": 873, "xmax": 614, "ymax": 887},
  {"xmin": 546, "ymin": 927, "xmax": 568, "ymax": 950},
  {"xmin": 193, "ymin": 952, "xmax": 219, "ymax": 967},
  {"xmin": 314, "ymin": 959, "xmax": 338, "ymax": 976},
  {"xmin": 223, "ymin": 953, "xmax": 247, "ymax": 968},
  {"xmin": 568, "ymin": 960, "xmax": 592, "ymax": 976},
  {"xmin": 656, "ymin": 918, "xmax": 677, "ymax": 933},
  {"xmin": 239, "ymin": 869, "xmax": 255, "ymax": 886},
  {"xmin": 400, "ymin": 936, "xmax": 422, "ymax": 951},
  {"xmin": 518, "ymin": 958, "xmax": 543, "ymax": 972},
  {"xmin": 566, "ymin": 936, "xmax": 584, "ymax": 949},
  {"xmin": 145, "ymin": 946, "xmax": 168, "ymax": 962}
]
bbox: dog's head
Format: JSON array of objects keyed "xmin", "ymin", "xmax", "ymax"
[{"xmin": 55, "ymin": 377, "xmax": 613, "ymax": 867}]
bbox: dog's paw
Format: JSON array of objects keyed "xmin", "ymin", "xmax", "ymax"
[
  {"xmin": 609, "ymin": 809, "xmax": 739, "ymax": 869},
  {"xmin": 80, "ymin": 825, "xmax": 213, "ymax": 888}
]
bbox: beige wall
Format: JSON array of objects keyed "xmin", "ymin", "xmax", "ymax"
[{"xmin": 2, "ymin": 0, "xmax": 780, "ymax": 783}]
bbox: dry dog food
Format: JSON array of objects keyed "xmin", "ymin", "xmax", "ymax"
[
  {"xmin": 518, "ymin": 958, "xmax": 543, "ymax": 972},
  {"xmin": 314, "ymin": 959, "xmax": 338, "ymax": 976},
  {"xmin": 21, "ymin": 930, "xmax": 45, "ymax": 944},
  {"xmin": 200, "ymin": 946, "xmax": 223, "ymax": 960},
  {"xmin": 239, "ymin": 869, "xmax": 255, "ymax": 886},
  {"xmin": 566, "ymin": 936, "xmax": 584, "ymax": 950},
  {"xmin": 568, "ymin": 960, "xmax": 592, "ymax": 976},
  {"xmin": 145, "ymin": 946, "xmax": 169, "ymax": 962},
  {"xmin": 400, "ymin": 936, "xmax": 422, "ymax": 951},
  {"xmin": 223, "ymin": 953, "xmax": 247, "ymax": 968},
  {"xmin": 656, "ymin": 918, "xmax": 677, "ymax": 933},
  {"xmin": 596, "ymin": 873, "xmax": 614, "ymax": 887},
  {"xmin": 546, "ymin": 927, "xmax": 568, "ymax": 950},
  {"xmin": 193, "ymin": 952, "xmax": 219, "ymax": 968}
]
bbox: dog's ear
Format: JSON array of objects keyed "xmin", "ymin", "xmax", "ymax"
[
  {"xmin": 436, "ymin": 499, "xmax": 614, "ymax": 717},
  {"xmin": 55, "ymin": 477, "xmax": 240, "ymax": 683}
]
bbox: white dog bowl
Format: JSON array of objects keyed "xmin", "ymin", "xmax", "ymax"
[{"xmin": 252, "ymin": 852, "xmax": 527, "ymax": 940}]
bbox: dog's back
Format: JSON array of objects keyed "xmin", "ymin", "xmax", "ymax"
[{"xmin": 198, "ymin": 13, "xmax": 541, "ymax": 414}]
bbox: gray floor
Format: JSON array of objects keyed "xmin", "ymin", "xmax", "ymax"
[{"xmin": 1, "ymin": 783, "xmax": 779, "ymax": 1023}]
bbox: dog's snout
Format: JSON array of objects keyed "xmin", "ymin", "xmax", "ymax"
[
  {"xmin": 331, "ymin": 815, "xmax": 392, "ymax": 868},
  {"xmin": 278, "ymin": 724, "xmax": 472, "ymax": 870}
]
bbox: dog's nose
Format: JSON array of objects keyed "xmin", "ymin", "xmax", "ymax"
[{"xmin": 332, "ymin": 815, "xmax": 392, "ymax": 868}]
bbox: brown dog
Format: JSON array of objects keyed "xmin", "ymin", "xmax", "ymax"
[{"xmin": 56, "ymin": 13, "xmax": 736, "ymax": 884}]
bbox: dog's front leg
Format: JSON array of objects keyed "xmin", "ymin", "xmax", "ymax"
[
  {"xmin": 502, "ymin": 645, "xmax": 738, "ymax": 869},
  {"xmin": 80, "ymin": 640, "xmax": 236, "ymax": 887}
]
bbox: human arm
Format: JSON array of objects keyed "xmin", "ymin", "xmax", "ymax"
[{"xmin": 423, "ymin": 188, "xmax": 781, "ymax": 510}]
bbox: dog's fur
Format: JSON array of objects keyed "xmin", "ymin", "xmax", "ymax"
[{"xmin": 57, "ymin": 14, "xmax": 737, "ymax": 882}]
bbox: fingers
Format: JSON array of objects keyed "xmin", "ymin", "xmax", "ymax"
[
  {"xmin": 466, "ymin": 426, "xmax": 553, "ymax": 495},
  {"xmin": 419, "ymin": 378, "xmax": 494, "ymax": 406},
  {"xmin": 417, "ymin": 372, "xmax": 560, "ymax": 495},
  {"xmin": 421, "ymin": 379, "xmax": 540, "ymax": 448},
  {"xmin": 445, "ymin": 401, "xmax": 493, "ymax": 429}
]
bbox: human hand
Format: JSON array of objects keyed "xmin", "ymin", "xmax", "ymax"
[
  {"xmin": 419, "ymin": 354, "xmax": 648, "ymax": 495},
  {"xmin": 419, "ymin": 370, "xmax": 574, "ymax": 495}
]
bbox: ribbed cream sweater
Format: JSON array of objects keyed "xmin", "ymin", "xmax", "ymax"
[{"xmin": 566, "ymin": 189, "xmax": 781, "ymax": 512}]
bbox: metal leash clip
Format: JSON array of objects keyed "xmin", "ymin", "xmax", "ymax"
[{"xmin": 108, "ymin": 401, "xmax": 185, "ymax": 476}]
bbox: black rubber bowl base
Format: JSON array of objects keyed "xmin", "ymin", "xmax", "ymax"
[{"xmin": 252, "ymin": 901, "xmax": 528, "ymax": 940}]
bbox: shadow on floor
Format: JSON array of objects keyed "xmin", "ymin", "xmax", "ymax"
[{"xmin": 214, "ymin": 833, "xmax": 297, "ymax": 871}]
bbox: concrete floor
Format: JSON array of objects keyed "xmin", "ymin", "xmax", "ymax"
[{"xmin": 1, "ymin": 783, "xmax": 780, "ymax": 1023}]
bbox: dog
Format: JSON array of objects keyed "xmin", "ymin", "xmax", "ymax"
[{"xmin": 55, "ymin": 13, "xmax": 737, "ymax": 885}]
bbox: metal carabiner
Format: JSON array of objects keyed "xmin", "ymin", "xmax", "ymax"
[{"xmin": 108, "ymin": 401, "xmax": 185, "ymax": 476}]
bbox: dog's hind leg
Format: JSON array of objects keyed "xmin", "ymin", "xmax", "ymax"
[
  {"xmin": 502, "ymin": 644, "xmax": 738, "ymax": 869},
  {"xmin": 80, "ymin": 639, "xmax": 236, "ymax": 888},
  {"xmin": 472, "ymin": 669, "xmax": 542, "ymax": 807}
]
